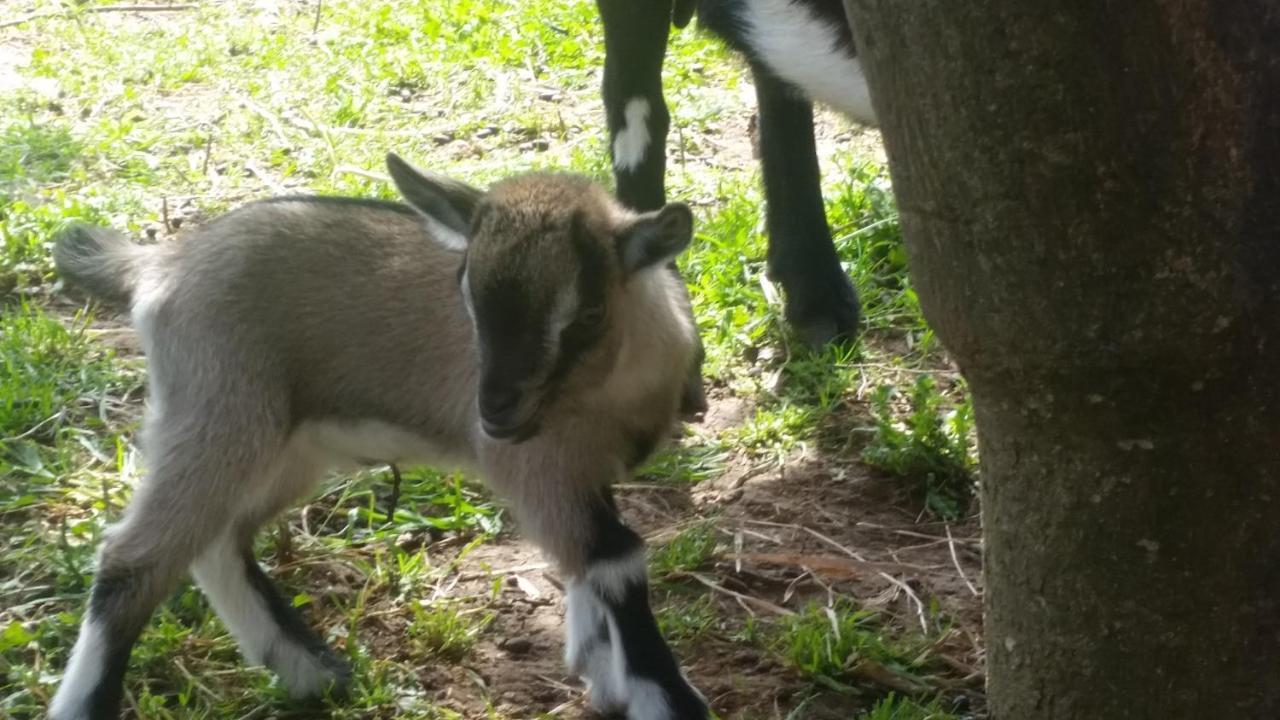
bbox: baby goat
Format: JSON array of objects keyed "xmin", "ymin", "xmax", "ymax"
[{"xmin": 49, "ymin": 153, "xmax": 708, "ymax": 720}]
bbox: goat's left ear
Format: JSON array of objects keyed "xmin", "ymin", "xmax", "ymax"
[
  {"xmin": 386, "ymin": 152, "xmax": 484, "ymax": 251},
  {"xmin": 616, "ymin": 203, "xmax": 693, "ymax": 274}
]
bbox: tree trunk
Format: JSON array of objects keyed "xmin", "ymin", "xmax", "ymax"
[{"xmin": 842, "ymin": 2, "xmax": 1280, "ymax": 717}]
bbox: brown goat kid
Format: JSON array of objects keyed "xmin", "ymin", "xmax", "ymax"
[{"xmin": 49, "ymin": 153, "xmax": 709, "ymax": 720}]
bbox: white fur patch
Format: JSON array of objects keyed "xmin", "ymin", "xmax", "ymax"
[
  {"xmin": 565, "ymin": 581, "xmax": 628, "ymax": 712},
  {"xmin": 601, "ymin": 266, "xmax": 697, "ymax": 410},
  {"xmin": 584, "ymin": 546, "xmax": 647, "ymax": 601},
  {"xmin": 299, "ymin": 418, "xmax": 445, "ymax": 469},
  {"xmin": 612, "ymin": 97, "xmax": 652, "ymax": 171},
  {"xmin": 626, "ymin": 677, "xmax": 676, "ymax": 720},
  {"xmin": 743, "ymin": 0, "xmax": 877, "ymax": 124},
  {"xmin": 190, "ymin": 534, "xmax": 336, "ymax": 698},
  {"xmin": 421, "ymin": 212, "xmax": 468, "ymax": 252},
  {"xmin": 461, "ymin": 267, "xmax": 477, "ymax": 323},
  {"xmin": 49, "ymin": 615, "xmax": 107, "ymax": 720},
  {"xmin": 129, "ymin": 264, "xmax": 172, "ymax": 355},
  {"xmin": 565, "ymin": 580, "xmax": 680, "ymax": 720}
]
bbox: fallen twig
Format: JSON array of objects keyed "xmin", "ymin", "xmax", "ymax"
[
  {"xmin": 668, "ymin": 571, "xmax": 795, "ymax": 617},
  {"xmin": 946, "ymin": 524, "xmax": 980, "ymax": 597},
  {"xmin": 849, "ymin": 657, "xmax": 930, "ymax": 696},
  {"xmin": 876, "ymin": 571, "xmax": 929, "ymax": 634},
  {"xmin": 743, "ymin": 519, "xmax": 870, "ymax": 562}
]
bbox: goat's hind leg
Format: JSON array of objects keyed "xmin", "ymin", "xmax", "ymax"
[
  {"xmin": 753, "ymin": 64, "xmax": 862, "ymax": 346},
  {"xmin": 49, "ymin": 433, "xmax": 249, "ymax": 720},
  {"xmin": 190, "ymin": 442, "xmax": 351, "ymax": 699}
]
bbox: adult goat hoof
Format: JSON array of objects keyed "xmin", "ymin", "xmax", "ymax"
[{"xmin": 782, "ymin": 271, "xmax": 862, "ymax": 348}]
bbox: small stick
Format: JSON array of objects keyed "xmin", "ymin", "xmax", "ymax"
[
  {"xmin": 386, "ymin": 463, "xmax": 402, "ymax": 522},
  {"xmin": 275, "ymin": 518, "xmax": 293, "ymax": 564},
  {"xmin": 743, "ymin": 518, "xmax": 872, "ymax": 562},
  {"xmin": 311, "ymin": 0, "xmax": 323, "ymax": 35},
  {"xmin": 334, "ymin": 164, "xmax": 389, "ymax": 183},
  {"xmin": 946, "ymin": 524, "xmax": 980, "ymax": 597},
  {"xmin": 200, "ymin": 133, "xmax": 213, "ymax": 176},
  {"xmin": 161, "ymin": 196, "xmax": 171, "ymax": 233},
  {"xmin": 1, "ymin": 4, "xmax": 197, "ymax": 30},
  {"xmin": 1, "ymin": 409, "xmax": 64, "ymax": 443},
  {"xmin": 877, "ymin": 571, "xmax": 929, "ymax": 634},
  {"xmin": 670, "ymin": 571, "xmax": 796, "ymax": 617}
]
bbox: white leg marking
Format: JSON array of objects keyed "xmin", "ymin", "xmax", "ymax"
[
  {"xmin": 191, "ymin": 534, "xmax": 336, "ymax": 698},
  {"xmin": 626, "ymin": 676, "xmax": 676, "ymax": 720},
  {"xmin": 49, "ymin": 615, "xmax": 108, "ymax": 720},
  {"xmin": 612, "ymin": 97, "xmax": 652, "ymax": 171},
  {"xmin": 566, "ymin": 549, "xmax": 683, "ymax": 719},
  {"xmin": 584, "ymin": 546, "xmax": 648, "ymax": 601},
  {"xmin": 566, "ymin": 580, "xmax": 629, "ymax": 712},
  {"xmin": 743, "ymin": 0, "xmax": 878, "ymax": 124}
]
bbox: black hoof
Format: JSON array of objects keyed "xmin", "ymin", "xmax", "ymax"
[{"xmin": 782, "ymin": 270, "xmax": 862, "ymax": 348}]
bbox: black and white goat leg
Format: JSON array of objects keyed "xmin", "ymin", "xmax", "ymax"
[
  {"xmin": 50, "ymin": 384, "xmax": 349, "ymax": 720},
  {"xmin": 489, "ymin": 453, "xmax": 707, "ymax": 720},
  {"xmin": 752, "ymin": 63, "xmax": 861, "ymax": 346},
  {"xmin": 597, "ymin": 0, "xmax": 672, "ymax": 212},
  {"xmin": 49, "ymin": 444, "xmax": 237, "ymax": 720},
  {"xmin": 597, "ymin": 0, "xmax": 707, "ymax": 416},
  {"xmin": 567, "ymin": 490, "xmax": 707, "ymax": 719},
  {"xmin": 189, "ymin": 449, "xmax": 352, "ymax": 701}
]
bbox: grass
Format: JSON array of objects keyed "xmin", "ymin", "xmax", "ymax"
[
  {"xmin": 859, "ymin": 694, "xmax": 960, "ymax": 720},
  {"xmin": 0, "ymin": 0, "xmax": 979, "ymax": 717},
  {"xmin": 862, "ymin": 377, "xmax": 977, "ymax": 519}
]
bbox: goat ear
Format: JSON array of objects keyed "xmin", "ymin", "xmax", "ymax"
[
  {"xmin": 616, "ymin": 203, "xmax": 693, "ymax": 275},
  {"xmin": 385, "ymin": 152, "xmax": 483, "ymax": 250}
]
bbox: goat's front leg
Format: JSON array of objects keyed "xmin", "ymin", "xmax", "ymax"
[
  {"xmin": 596, "ymin": 0, "xmax": 672, "ymax": 212},
  {"xmin": 752, "ymin": 63, "xmax": 863, "ymax": 346},
  {"xmin": 563, "ymin": 489, "xmax": 707, "ymax": 719},
  {"xmin": 485, "ymin": 444, "xmax": 706, "ymax": 719}
]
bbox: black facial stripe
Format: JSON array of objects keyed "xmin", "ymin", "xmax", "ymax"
[
  {"xmin": 475, "ymin": 275, "xmax": 547, "ymax": 390},
  {"xmin": 546, "ymin": 219, "xmax": 612, "ymax": 386},
  {"xmin": 241, "ymin": 552, "xmax": 351, "ymax": 679}
]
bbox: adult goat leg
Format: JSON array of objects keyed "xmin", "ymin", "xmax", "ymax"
[
  {"xmin": 597, "ymin": 0, "xmax": 706, "ymax": 415},
  {"xmin": 753, "ymin": 63, "xmax": 862, "ymax": 346}
]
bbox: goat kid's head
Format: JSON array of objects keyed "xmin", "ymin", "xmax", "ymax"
[{"xmin": 387, "ymin": 153, "xmax": 693, "ymax": 443}]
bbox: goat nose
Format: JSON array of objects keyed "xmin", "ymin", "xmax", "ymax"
[{"xmin": 480, "ymin": 387, "xmax": 521, "ymax": 418}]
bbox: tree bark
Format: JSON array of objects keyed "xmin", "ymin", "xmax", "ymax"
[{"xmin": 842, "ymin": 2, "xmax": 1280, "ymax": 717}]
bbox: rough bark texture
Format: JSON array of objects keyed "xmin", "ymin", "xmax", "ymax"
[{"xmin": 842, "ymin": 1, "xmax": 1280, "ymax": 718}]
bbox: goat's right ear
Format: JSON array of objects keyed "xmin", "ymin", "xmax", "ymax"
[
  {"xmin": 616, "ymin": 202, "xmax": 694, "ymax": 275},
  {"xmin": 386, "ymin": 152, "xmax": 483, "ymax": 250}
]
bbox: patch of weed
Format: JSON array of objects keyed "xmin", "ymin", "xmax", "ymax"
[
  {"xmin": 858, "ymin": 693, "xmax": 959, "ymax": 720},
  {"xmin": 651, "ymin": 522, "xmax": 720, "ymax": 578},
  {"xmin": 408, "ymin": 601, "xmax": 493, "ymax": 663},
  {"xmin": 779, "ymin": 601, "xmax": 931, "ymax": 691},
  {"xmin": 862, "ymin": 377, "xmax": 976, "ymax": 519}
]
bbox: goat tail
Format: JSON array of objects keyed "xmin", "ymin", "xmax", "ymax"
[{"xmin": 53, "ymin": 224, "xmax": 148, "ymax": 308}]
